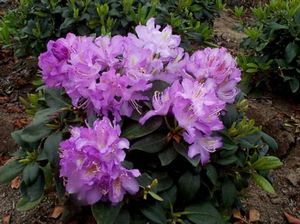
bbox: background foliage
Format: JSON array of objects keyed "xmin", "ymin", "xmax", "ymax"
[
  {"xmin": 0, "ymin": 0, "xmax": 220, "ymax": 57},
  {"xmin": 240, "ymin": 0, "xmax": 300, "ymax": 94}
]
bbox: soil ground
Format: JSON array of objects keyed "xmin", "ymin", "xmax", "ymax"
[
  {"xmin": 0, "ymin": 1, "xmax": 299, "ymax": 224},
  {"xmin": 214, "ymin": 9, "xmax": 300, "ymax": 224}
]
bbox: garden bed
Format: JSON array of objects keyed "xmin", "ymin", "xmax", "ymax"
[{"xmin": 0, "ymin": 1, "xmax": 299, "ymax": 224}]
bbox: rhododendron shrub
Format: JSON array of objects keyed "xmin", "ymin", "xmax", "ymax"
[{"xmin": 0, "ymin": 19, "xmax": 282, "ymax": 223}]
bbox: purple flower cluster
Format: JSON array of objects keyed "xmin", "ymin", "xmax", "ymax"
[
  {"xmin": 39, "ymin": 18, "xmax": 183, "ymax": 120},
  {"xmin": 40, "ymin": 18, "xmax": 241, "ymax": 204},
  {"xmin": 140, "ymin": 47, "xmax": 241, "ymax": 164},
  {"xmin": 60, "ymin": 117, "xmax": 140, "ymax": 205}
]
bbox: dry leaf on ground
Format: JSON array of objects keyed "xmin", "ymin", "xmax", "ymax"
[
  {"xmin": 2, "ymin": 214, "xmax": 11, "ymax": 224},
  {"xmin": 284, "ymin": 212, "xmax": 300, "ymax": 224},
  {"xmin": 50, "ymin": 206, "xmax": 64, "ymax": 219},
  {"xmin": 249, "ymin": 208, "xmax": 260, "ymax": 222},
  {"xmin": 10, "ymin": 176, "xmax": 21, "ymax": 189}
]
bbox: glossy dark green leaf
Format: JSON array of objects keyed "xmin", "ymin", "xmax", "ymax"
[
  {"xmin": 154, "ymin": 173, "xmax": 173, "ymax": 192},
  {"xmin": 260, "ymin": 132, "xmax": 278, "ymax": 150},
  {"xmin": 285, "ymin": 42, "xmax": 299, "ymax": 63},
  {"xmin": 161, "ymin": 186, "xmax": 177, "ymax": 208},
  {"xmin": 20, "ymin": 108, "xmax": 58, "ymax": 142},
  {"xmin": 115, "ymin": 208, "xmax": 130, "ymax": 224},
  {"xmin": 216, "ymin": 155, "xmax": 238, "ymax": 165},
  {"xmin": 205, "ymin": 164, "xmax": 218, "ymax": 186},
  {"xmin": 0, "ymin": 160, "xmax": 25, "ymax": 184},
  {"xmin": 23, "ymin": 162, "xmax": 40, "ymax": 185},
  {"xmin": 43, "ymin": 132, "xmax": 63, "ymax": 165},
  {"xmin": 44, "ymin": 88, "xmax": 69, "ymax": 109},
  {"xmin": 185, "ymin": 202, "xmax": 225, "ymax": 224},
  {"xmin": 137, "ymin": 173, "xmax": 152, "ymax": 187},
  {"xmin": 130, "ymin": 133, "xmax": 166, "ymax": 153},
  {"xmin": 92, "ymin": 202, "xmax": 122, "ymax": 224},
  {"xmin": 222, "ymin": 180, "xmax": 237, "ymax": 207},
  {"xmin": 122, "ymin": 117, "xmax": 162, "ymax": 140},
  {"xmin": 222, "ymin": 105, "xmax": 238, "ymax": 127},
  {"xmin": 289, "ymin": 77, "xmax": 300, "ymax": 93},
  {"xmin": 16, "ymin": 196, "xmax": 43, "ymax": 212},
  {"xmin": 11, "ymin": 130, "xmax": 30, "ymax": 149},
  {"xmin": 173, "ymin": 142, "xmax": 200, "ymax": 167},
  {"xmin": 20, "ymin": 174, "xmax": 45, "ymax": 201},
  {"xmin": 178, "ymin": 171, "xmax": 200, "ymax": 202},
  {"xmin": 252, "ymin": 156, "xmax": 283, "ymax": 170},
  {"xmin": 140, "ymin": 203, "xmax": 167, "ymax": 224},
  {"xmin": 60, "ymin": 17, "xmax": 75, "ymax": 30},
  {"xmin": 158, "ymin": 146, "xmax": 178, "ymax": 166}
]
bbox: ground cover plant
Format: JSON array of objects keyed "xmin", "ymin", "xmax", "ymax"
[
  {"xmin": 240, "ymin": 0, "xmax": 300, "ymax": 94},
  {"xmin": 0, "ymin": 18, "xmax": 283, "ymax": 223},
  {"xmin": 0, "ymin": 0, "xmax": 219, "ymax": 57}
]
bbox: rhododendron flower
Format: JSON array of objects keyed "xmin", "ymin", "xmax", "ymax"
[
  {"xmin": 60, "ymin": 117, "xmax": 140, "ymax": 205},
  {"xmin": 130, "ymin": 18, "xmax": 182, "ymax": 60},
  {"xmin": 40, "ymin": 18, "xmax": 242, "ymax": 167},
  {"xmin": 186, "ymin": 47, "xmax": 241, "ymax": 103},
  {"xmin": 188, "ymin": 134, "xmax": 223, "ymax": 165}
]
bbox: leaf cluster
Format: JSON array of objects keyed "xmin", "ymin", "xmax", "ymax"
[
  {"xmin": 0, "ymin": 85, "xmax": 283, "ymax": 223},
  {"xmin": 0, "ymin": 0, "xmax": 220, "ymax": 57},
  {"xmin": 240, "ymin": 0, "xmax": 300, "ymax": 93}
]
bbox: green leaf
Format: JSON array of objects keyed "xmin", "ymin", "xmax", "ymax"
[
  {"xmin": 173, "ymin": 142, "xmax": 200, "ymax": 167},
  {"xmin": 41, "ymin": 162, "xmax": 53, "ymax": 189},
  {"xmin": 246, "ymin": 68, "xmax": 258, "ymax": 73},
  {"xmin": 222, "ymin": 105, "xmax": 238, "ymax": 127},
  {"xmin": 122, "ymin": 117, "xmax": 162, "ymax": 140},
  {"xmin": 115, "ymin": 209, "xmax": 130, "ymax": 224},
  {"xmin": 185, "ymin": 202, "xmax": 225, "ymax": 224},
  {"xmin": 158, "ymin": 146, "xmax": 178, "ymax": 166},
  {"xmin": 0, "ymin": 160, "xmax": 25, "ymax": 184},
  {"xmin": 252, "ymin": 156, "xmax": 283, "ymax": 170},
  {"xmin": 270, "ymin": 22, "xmax": 288, "ymax": 32},
  {"xmin": 92, "ymin": 202, "xmax": 122, "ymax": 224},
  {"xmin": 16, "ymin": 196, "xmax": 43, "ymax": 212},
  {"xmin": 43, "ymin": 132, "xmax": 63, "ymax": 165},
  {"xmin": 44, "ymin": 88, "xmax": 69, "ymax": 109},
  {"xmin": 222, "ymin": 180, "xmax": 237, "ymax": 207},
  {"xmin": 140, "ymin": 203, "xmax": 167, "ymax": 224},
  {"xmin": 246, "ymin": 63, "xmax": 258, "ymax": 68},
  {"xmin": 11, "ymin": 130, "xmax": 30, "ymax": 149},
  {"xmin": 252, "ymin": 173, "xmax": 275, "ymax": 194},
  {"xmin": 23, "ymin": 162, "xmax": 40, "ymax": 185},
  {"xmin": 20, "ymin": 174, "xmax": 45, "ymax": 201},
  {"xmin": 130, "ymin": 133, "xmax": 166, "ymax": 153},
  {"xmin": 60, "ymin": 17, "xmax": 75, "ymax": 30},
  {"xmin": 285, "ymin": 42, "xmax": 300, "ymax": 63},
  {"xmin": 153, "ymin": 172, "xmax": 173, "ymax": 192},
  {"xmin": 161, "ymin": 186, "xmax": 177, "ymax": 208},
  {"xmin": 148, "ymin": 191, "xmax": 164, "ymax": 201},
  {"xmin": 288, "ymin": 77, "xmax": 300, "ymax": 93},
  {"xmin": 21, "ymin": 108, "xmax": 58, "ymax": 142},
  {"xmin": 178, "ymin": 171, "xmax": 200, "ymax": 202},
  {"xmin": 260, "ymin": 132, "xmax": 278, "ymax": 150},
  {"xmin": 205, "ymin": 164, "xmax": 218, "ymax": 186},
  {"xmin": 216, "ymin": 155, "xmax": 238, "ymax": 165}
]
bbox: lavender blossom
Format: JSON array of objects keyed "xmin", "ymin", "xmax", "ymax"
[{"xmin": 60, "ymin": 117, "xmax": 140, "ymax": 205}]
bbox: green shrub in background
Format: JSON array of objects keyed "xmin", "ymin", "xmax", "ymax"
[
  {"xmin": 240, "ymin": 0, "xmax": 300, "ymax": 93},
  {"xmin": 0, "ymin": 0, "xmax": 220, "ymax": 57}
]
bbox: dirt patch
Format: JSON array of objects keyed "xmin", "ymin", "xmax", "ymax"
[
  {"xmin": 243, "ymin": 95, "xmax": 300, "ymax": 224},
  {"xmin": 213, "ymin": 11, "xmax": 246, "ymax": 55}
]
